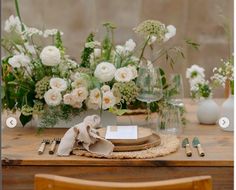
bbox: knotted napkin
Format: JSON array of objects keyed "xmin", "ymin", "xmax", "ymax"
[{"xmin": 57, "ymin": 115, "xmax": 114, "ymax": 156}]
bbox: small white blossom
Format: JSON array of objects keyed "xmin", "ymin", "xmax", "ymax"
[
  {"xmin": 43, "ymin": 29, "xmax": 63, "ymax": 38},
  {"xmin": 8, "ymin": 54, "xmax": 30, "ymax": 68},
  {"xmin": 186, "ymin": 64, "xmax": 205, "ymax": 80},
  {"xmin": 24, "ymin": 27, "xmax": 43, "ymax": 37},
  {"xmin": 85, "ymin": 41, "xmax": 101, "ymax": 48},
  {"xmin": 40, "ymin": 46, "xmax": 61, "ymax": 66},
  {"xmin": 164, "ymin": 25, "xmax": 176, "ymax": 42},
  {"xmin": 4, "ymin": 15, "xmax": 21, "ymax": 33},
  {"xmin": 124, "ymin": 39, "xmax": 136, "ymax": 52},
  {"xmin": 44, "ymin": 89, "xmax": 62, "ymax": 106}
]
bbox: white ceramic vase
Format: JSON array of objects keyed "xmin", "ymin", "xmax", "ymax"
[
  {"xmin": 197, "ymin": 99, "xmax": 220, "ymax": 125},
  {"xmin": 219, "ymin": 95, "xmax": 234, "ymax": 131}
]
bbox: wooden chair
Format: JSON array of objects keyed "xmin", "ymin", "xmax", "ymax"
[{"xmin": 35, "ymin": 174, "xmax": 212, "ymax": 190}]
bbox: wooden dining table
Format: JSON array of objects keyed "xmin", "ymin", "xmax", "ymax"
[{"xmin": 1, "ymin": 99, "xmax": 233, "ymax": 190}]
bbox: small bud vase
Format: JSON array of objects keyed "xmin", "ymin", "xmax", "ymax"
[
  {"xmin": 197, "ymin": 98, "xmax": 220, "ymax": 125},
  {"xmin": 219, "ymin": 95, "xmax": 234, "ymax": 131}
]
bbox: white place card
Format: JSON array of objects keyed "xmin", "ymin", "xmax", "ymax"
[{"xmin": 105, "ymin": 125, "xmax": 138, "ymax": 140}]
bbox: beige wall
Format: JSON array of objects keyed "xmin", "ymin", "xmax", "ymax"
[{"xmin": 2, "ymin": 0, "xmax": 233, "ymax": 97}]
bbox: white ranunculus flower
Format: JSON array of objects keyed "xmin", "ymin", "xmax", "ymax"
[
  {"xmin": 8, "ymin": 54, "xmax": 30, "ymax": 68},
  {"xmin": 101, "ymin": 85, "xmax": 110, "ymax": 93},
  {"xmin": 102, "ymin": 91, "xmax": 116, "ymax": 110},
  {"xmin": 40, "ymin": 46, "xmax": 61, "ymax": 66},
  {"xmin": 164, "ymin": 25, "xmax": 176, "ymax": 42},
  {"xmin": 128, "ymin": 65, "xmax": 138, "ymax": 79},
  {"xmin": 89, "ymin": 88, "xmax": 101, "ymax": 104},
  {"xmin": 124, "ymin": 39, "xmax": 136, "ymax": 52},
  {"xmin": 94, "ymin": 62, "xmax": 116, "ymax": 82},
  {"xmin": 115, "ymin": 67, "xmax": 134, "ymax": 82},
  {"xmin": 186, "ymin": 64, "xmax": 205, "ymax": 80},
  {"xmin": 44, "ymin": 89, "xmax": 62, "ymax": 106},
  {"xmin": 71, "ymin": 77, "xmax": 87, "ymax": 89},
  {"xmin": 4, "ymin": 15, "xmax": 21, "ymax": 33},
  {"xmin": 86, "ymin": 88, "xmax": 101, "ymax": 110},
  {"xmin": 50, "ymin": 78, "xmax": 67, "ymax": 92},
  {"xmin": 63, "ymin": 93, "xmax": 75, "ymax": 105},
  {"xmin": 71, "ymin": 87, "xmax": 88, "ymax": 102}
]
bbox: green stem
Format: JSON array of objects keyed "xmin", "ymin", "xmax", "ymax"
[
  {"xmin": 139, "ymin": 36, "xmax": 150, "ymax": 64},
  {"xmin": 14, "ymin": 0, "xmax": 25, "ymax": 31}
]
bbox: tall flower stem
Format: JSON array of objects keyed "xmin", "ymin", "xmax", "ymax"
[
  {"xmin": 138, "ymin": 36, "xmax": 150, "ymax": 64},
  {"xmin": 14, "ymin": 0, "xmax": 25, "ymax": 31}
]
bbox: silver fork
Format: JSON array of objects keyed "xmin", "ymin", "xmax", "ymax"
[
  {"xmin": 49, "ymin": 138, "xmax": 61, "ymax": 155},
  {"xmin": 38, "ymin": 139, "xmax": 50, "ymax": 155}
]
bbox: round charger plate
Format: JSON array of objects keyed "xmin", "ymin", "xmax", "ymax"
[
  {"xmin": 98, "ymin": 127, "xmax": 161, "ymax": 152},
  {"xmin": 98, "ymin": 127, "xmax": 153, "ymax": 145}
]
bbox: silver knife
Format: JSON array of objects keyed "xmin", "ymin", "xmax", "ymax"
[
  {"xmin": 182, "ymin": 138, "xmax": 192, "ymax": 157},
  {"xmin": 192, "ymin": 137, "xmax": 205, "ymax": 157}
]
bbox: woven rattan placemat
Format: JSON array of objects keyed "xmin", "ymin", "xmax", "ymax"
[{"xmin": 73, "ymin": 134, "xmax": 180, "ymax": 159}]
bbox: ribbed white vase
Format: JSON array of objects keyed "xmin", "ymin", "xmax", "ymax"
[
  {"xmin": 197, "ymin": 98, "xmax": 220, "ymax": 125},
  {"xmin": 219, "ymin": 95, "xmax": 234, "ymax": 131}
]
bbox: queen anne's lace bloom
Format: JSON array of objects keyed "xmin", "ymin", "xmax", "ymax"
[
  {"xmin": 43, "ymin": 29, "xmax": 63, "ymax": 38},
  {"xmin": 134, "ymin": 20, "xmax": 167, "ymax": 42}
]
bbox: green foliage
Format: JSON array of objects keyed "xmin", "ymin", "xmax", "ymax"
[
  {"xmin": 109, "ymin": 107, "xmax": 128, "ymax": 116},
  {"xmin": 19, "ymin": 113, "xmax": 32, "ymax": 126},
  {"xmin": 55, "ymin": 31, "xmax": 65, "ymax": 55},
  {"xmin": 80, "ymin": 33, "xmax": 94, "ymax": 67},
  {"xmin": 185, "ymin": 39, "xmax": 200, "ymax": 50},
  {"xmin": 38, "ymin": 105, "xmax": 83, "ymax": 130}
]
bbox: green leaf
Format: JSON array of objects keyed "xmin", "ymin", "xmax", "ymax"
[
  {"xmin": 109, "ymin": 107, "xmax": 128, "ymax": 116},
  {"xmin": 19, "ymin": 113, "xmax": 32, "ymax": 126},
  {"xmin": 185, "ymin": 39, "xmax": 200, "ymax": 50},
  {"xmin": 80, "ymin": 33, "xmax": 94, "ymax": 68}
]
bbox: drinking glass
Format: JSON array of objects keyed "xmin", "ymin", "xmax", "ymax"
[
  {"xmin": 136, "ymin": 66, "xmax": 163, "ymax": 129},
  {"xmin": 168, "ymin": 73, "xmax": 184, "ymax": 107},
  {"xmin": 158, "ymin": 104, "xmax": 182, "ymax": 136}
]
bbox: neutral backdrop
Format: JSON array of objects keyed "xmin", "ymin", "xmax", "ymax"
[{"xmin": 2, "ymin": 0, "xmax": 234, "ymax": 97}]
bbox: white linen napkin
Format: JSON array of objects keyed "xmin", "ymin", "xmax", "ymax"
[{"xmin": 57, "ymin": 115, "xmax": 114, "ymax": 156}]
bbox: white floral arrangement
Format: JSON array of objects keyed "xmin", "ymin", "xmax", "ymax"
[
  {"xmin": 2, "ymin": 2, "xmax": 194, "ymax": 128},
  {"xmin": 211, "ymin": 57, "xmax": 234, "ymax": 95},
  {"xmin": 186, "ymin": 65, "xmax": 212, "ymax": 100}
]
